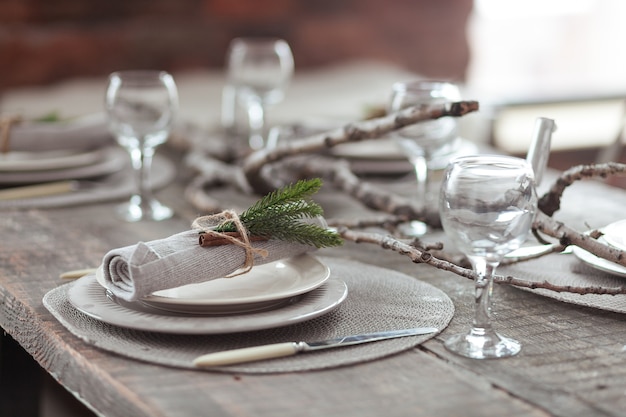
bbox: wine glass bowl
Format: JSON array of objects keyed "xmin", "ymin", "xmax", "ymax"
[
  {"xmin": 389, "ymin": 80, "xmax": 462, "ymax": 236},
  {"xmin": 105, "ymin": 70, "xmax": 178, "ymax": 222},
  {"xmin": 439, "ymin": 154, "xmax": 537, "ymax": 359},
  {"xmin": 226, "ymin": 37, "xmax": 294, "ymax": 150}
]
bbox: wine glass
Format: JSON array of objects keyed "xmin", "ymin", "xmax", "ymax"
[
  {"xmin": 389, "ymin": 80, "xmax": 461, "ymax": 236},
  {"xmin": 105, "ymin": 70, "xmax": 178, "ymax": 222},
  {"xmin": 226, "ymin": 37, "xmax": 294, "ymax": 150},
  {"xmin": 439, "ymin": 154, "xmax": 537, "ymax": 359}
]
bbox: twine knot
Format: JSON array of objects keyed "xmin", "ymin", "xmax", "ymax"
[{"xmin": 192, "ymin": 210, "xmax": 269, "ymax": 277}]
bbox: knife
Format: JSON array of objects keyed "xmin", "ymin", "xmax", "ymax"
[
  {"xmin": 0, "ymin": 180, "xmax": 77, "ymax": 200},
  {"xmin": 193, "ymin": 327, "xmax": 438, "ymax": 367}
]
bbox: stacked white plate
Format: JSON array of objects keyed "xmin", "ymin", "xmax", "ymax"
[
  {"xmin": 572, "ymin": 219, "xmax": 626, "ymax": 277},
  {"xmin": 67, "ymin": 254, "xmax": 349, "ymax": 334},
  {"xmin": 0, "ymin": 114, "xmax": 123, "ymax": 186}
]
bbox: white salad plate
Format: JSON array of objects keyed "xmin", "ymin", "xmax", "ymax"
[
  {"xmin": 67, "ymin": 273, "xmax": 348, "ymax": 334},
  {"xmin": 95, "ymin": 254, "xmax": 331, "ymax": 314},
  {"xmin": 572, "ymin": 239, "xmax": 626, "ymax": 278},
  {"xmin": 601, "ymin": 219, "xmax": 626, "ymax": 252},
  {"xmin": 0, "ymin": 148, "xmax": 105, "ymax": 172},
  {"xmin": 0, "ymin": 147, "xmax": 126, "ymax": 185}
]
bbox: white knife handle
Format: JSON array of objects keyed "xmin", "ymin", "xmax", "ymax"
[{"xmin": 193, "ymin": 342, "xmax": 299, "ymax": 367}]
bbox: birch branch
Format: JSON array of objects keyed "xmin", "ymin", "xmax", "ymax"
[
  {"xmin": 242, "ymin": 101, "xmax": 479, "ymax": 193},
  {"xmin": 337, "ymin": 227, "xmax": 626, "ymax": 295},
  {"xmin": 278, "ymin": 155, "xmax": 442, "ymax": 223},
  {"xmin": 539, "ymin": 162, "xmax": 626, "ymax": 216},
  {"xmin": 533, "ymin": 210, "xmax": 626, "ymax": 267}
]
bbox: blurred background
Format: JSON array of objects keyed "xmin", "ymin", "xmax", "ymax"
[
  {"xmin": 1, "ymin": 0, "xmax": 626, "ymax": 170},
  {"xmin": 0, "ymin": 0, "xmax": 471, "ymax": 88}
]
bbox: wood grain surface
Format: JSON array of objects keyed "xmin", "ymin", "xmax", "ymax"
[{"xmin": 2, "ymin": 156, "xmax": 626, "ymax": 417}]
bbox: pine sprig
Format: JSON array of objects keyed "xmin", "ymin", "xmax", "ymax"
[{"xmin": 215, "ymin": 178, "xmax": 343, "ymax": 248}]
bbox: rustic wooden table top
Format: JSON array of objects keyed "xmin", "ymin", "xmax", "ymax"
[{"xmin": 2, "ymin": 146, "xmax": 626, "ymax": 417}]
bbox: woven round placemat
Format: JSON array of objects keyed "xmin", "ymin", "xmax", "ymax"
[
  {"xmin": 499, "ymin": 253, "xmax": 626, "ymax": 313},
  {"xmin": 43, "ymin": 257, "xmax": 454, "ymax": 374}
]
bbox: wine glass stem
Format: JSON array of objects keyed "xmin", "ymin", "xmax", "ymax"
[
  {"xmin": 413, "ymin": 155, "xmax": 429, "ymax": 207},
  {"xmin": 129, "ymin": 143, "xmax": 155, "ymax": 209},
  {"xmin": 246, "ymin": 99, "xmax": 266, "ymax": 150},
  {"xmin": 469, "ymin": 256, "xmax": 498, "ymax": 331}
]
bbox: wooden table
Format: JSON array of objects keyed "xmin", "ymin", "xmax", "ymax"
[
  {"xmin": 2, "ymin": 146, "xmax": 626, "ymax": 417},
  {"xmin": 2, "ymin": 62, "xmax": 626, "ymax": 417}
]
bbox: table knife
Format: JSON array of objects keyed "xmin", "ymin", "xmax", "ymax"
[
  {"xmin": 0, "ymin": 180, "xmax": 77, "ymax": 200},
  {"xmin": 193, "ymin": 327, "xmax": 438, "ymax": 367}
]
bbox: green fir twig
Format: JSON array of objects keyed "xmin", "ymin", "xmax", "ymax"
[{"xmin": 216, "ymin": 178, "xmax": 343, "ymax": 248}]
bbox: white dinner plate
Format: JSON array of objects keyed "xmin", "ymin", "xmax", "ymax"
[
  {"xmin": 95, "ymin": 254, "xmax": 331, "ymax": 314},
  {"xmin": 601, "ymin": 219, "xmax": 626, "ymax": 252},
  {"xmin": 0, "ymin": 148, "xmax": 105, "ymax": 172},
  {"xmin": 572, "ymin": 241, "xmax": 626, "ymax": 278},
  {"xmin": 0, "ymin": 146, "xmax": 126, "ymax": 185},
  {"xmin": 67, "ymin": 273, "xmax": 348, "ymax": 334},
  {"xmin": 332, "ymin": 137, "xmax": 478, "ymax": 171}
]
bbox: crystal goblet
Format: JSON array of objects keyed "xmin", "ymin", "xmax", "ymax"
[
  {"xmin": 226, "ymin": 37, "xmax": 294, "ymax": 150},
  {"xmin": 439, "ymin": 154, "xmax": 537, "ymax": 359},
  {"xmin": 389, "ymin": 80, "xmax": 461, "ymax": 236},
  {"xmin": 105, "ymin": 70, "xmax": 178, "ymax": 222}
]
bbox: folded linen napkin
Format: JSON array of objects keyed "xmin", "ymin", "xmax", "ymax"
[
  {"xmin": 102, "ymin": 229, "xmax": 315, "ymax": 302},
  {"xmin": 7, "ymin": 113, "xmax": 112, "ymax": 152}
]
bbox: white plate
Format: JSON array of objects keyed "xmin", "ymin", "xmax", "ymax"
[
  {"xmin": 572, "ymin": 242, "xmax": 626, "ymax": 278},
  {"xmin": 332, "ymin": 137, "xmax": 479, "ymax": 171},
  {"xmin": 0, "ymin": 147, "xmax": 126, "ymax": 185},
  {"xmin": 96, "ymin": 254, "xmax": 331, "ymax": 314},
  {"xmin": 602, "ymin": 219, "xmax": 626, "ymax": 251},
  {"xmin": 0, "ymin": 148, "xmax": 105, "ymax": 172},
  {"xmin": 68, "ymin": 274, "xmax": 348, "ymax": 334}
]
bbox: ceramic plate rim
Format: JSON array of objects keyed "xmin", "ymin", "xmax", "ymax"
[
  {"xmin": 0, "ymin": 146, "xmax": 125, "ymax": 185},
  {"xmin": 95, "ymin": 254, "xmax": 330, "ymax": 307},
  {"xmin": 601, "ymin": 219, "xmax": 626, "ymax": 251},
  {"xmin": 67, "ymin": 274, "xmax": 348, "ymax": 334},
  {"xmin": 572, "ymin": 244, "xmax": 626, "ymax": 278},
  {"xmin": 0, "ymin": 148, "xmax": 105, "ymax": 172}
]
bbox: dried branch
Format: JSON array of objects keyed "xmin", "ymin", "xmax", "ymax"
[
  {"xmin": 337, "ymin": 227, "xmax": 626, "ymax": 295},
  {"xmin": 184, "ymin": 152, "xmax": 252, "ymax": 212},
  {"xmin": 533, "ymin": 211, "xmax": 626, "ymax": 267},
  {"xmin": 539, "ymin": 162, "xmax": 626, "ymax": 216},
  {"xmin": 242, "ymin": 101, "xmax": 479, "ymax": 193},
  {"xmin": 278, "ymin": 155, "xmax": 442, "ymax": 224}
]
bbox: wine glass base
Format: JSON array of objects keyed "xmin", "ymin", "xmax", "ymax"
[
  {"xmin": 399, "ymin": 220, "xmax": 429, "ymax": 237},
  {"xmin": 116, "ymin": 198, "xmax": 173, "ymax": 222},
  {"xmin": 444, "ymin": 327, "xmax": 521, "ymax": 359}
]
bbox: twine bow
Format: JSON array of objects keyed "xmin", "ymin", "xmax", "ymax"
[
  {"xmin": 192, "ymin": 210, "xmax": 269, "ymax": 277},
  {"xmin": 0, "ymin": 115, "xmax": 23, "ymax": 153}
]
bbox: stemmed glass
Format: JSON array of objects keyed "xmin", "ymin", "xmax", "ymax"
[
  {"xmin": 389, "ymin": 80, "xmax": 461, "ymax": 236},
  {"xmin": 226, "ymin": 37, "xmax": 294, "ymax": 150},
  {"xmin": 105, "ymin": 70, "xmax": 178, "ymax": 222},
  {"xmin": 439, "ymin": 155, "xmax": 537, "ymax": 359}
]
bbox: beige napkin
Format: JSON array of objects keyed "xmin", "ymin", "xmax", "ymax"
[
  {"xmin": 8, "ymin": 113, "xmax": 112, "ymax": 152},
  {"xmin": 102, "ymin": 229, "xmax": 315, "ymax": 302}
]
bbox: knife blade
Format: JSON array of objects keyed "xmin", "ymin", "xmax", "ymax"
[{"xmin": 193, "ymin": 327, "xmax": 438, "ymax": 367}]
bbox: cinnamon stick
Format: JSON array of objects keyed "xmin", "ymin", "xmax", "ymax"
[{"xmin": 198, "ymin": 231, "xmax": 268, "ymax": 247}]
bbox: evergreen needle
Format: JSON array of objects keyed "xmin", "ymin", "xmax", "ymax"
[{"xmin": 216, "ymin": 178, "xmax": 342, "ymax": 248}]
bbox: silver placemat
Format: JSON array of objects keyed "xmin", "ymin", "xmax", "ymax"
[
  {"xmin": 499, "ymin": 253, "xmax": 626, "ymax": 313},
  {"xmin": 0, "ymin": 149, "xmax": 175, "ymax": 209},
  {"xmin": 43, "ymin": 257, "xmax": 454, "ymax": 374}
]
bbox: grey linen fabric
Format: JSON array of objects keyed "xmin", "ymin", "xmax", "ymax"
[{"xmin": 102, "ymin": 229, "xmax": 315, "ymax": 302}]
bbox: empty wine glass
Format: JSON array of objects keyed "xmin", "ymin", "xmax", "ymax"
[
  {"xmin": 389, "ymin": 80, "xmax": 461, "ymax": 236},
  {"xmin": 105, "ymin": 70, "xmax": 178, "ymax": 222},
  {"xmin": 226, "ymin": 37, "xmax": 294, "ymax": 150},
  {"xmin": 439, "ymin": 155, "xmax": 537, "ymax": 359}
]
